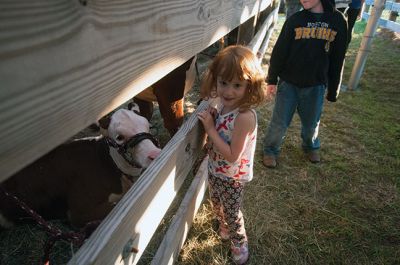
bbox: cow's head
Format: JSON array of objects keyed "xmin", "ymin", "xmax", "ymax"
[{"xmin": 99, "ymin": 105, "xmax": 161, "ymax": 170}]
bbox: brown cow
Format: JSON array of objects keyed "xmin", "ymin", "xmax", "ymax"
[
  {"xmin": 0, "ymin": 106, "xmax": 161, "ymax": 228},
  {"xmin": 133, "ymin": 56, "xmax": 197, "ymax": 136}
]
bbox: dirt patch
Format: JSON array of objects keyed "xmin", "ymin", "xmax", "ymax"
[{"xmin": 376, "ymin": 28, "xmax": 400, "ymax": 47}]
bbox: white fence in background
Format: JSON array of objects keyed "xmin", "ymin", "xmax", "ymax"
[{"xmin": 362, "ymin": 0, "xmax": 400, "ymax": 32}]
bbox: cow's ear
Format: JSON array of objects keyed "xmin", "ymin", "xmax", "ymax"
[
  {"xmin": 98, "ymin": 115, "xmax": 111, "ymax": 129},
  {"xmin": 88, "ymin": 123, "xmax": 100, "ymax": 132},
  {"xmin": 128, "ymin": 102, "xmax": 141, "ymax": 114}
]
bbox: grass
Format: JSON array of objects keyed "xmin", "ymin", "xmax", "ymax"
[
  {"xmin": 177, "ymin": 19, "xmax": 400, "ymax": 264},
  {"xmin": 1, "ymin": 18, "xmax": 399, "ymax": 265}
]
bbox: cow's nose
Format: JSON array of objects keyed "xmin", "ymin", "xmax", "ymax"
[
  {"xmin": 148, "ymin": 149, "xmax": 161, "ymax": 160},
  {"xmin": 148, "ymin": 154, "xmax": 157, "ymax": 161}
]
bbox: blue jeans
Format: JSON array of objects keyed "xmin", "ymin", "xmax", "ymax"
[{"xmin": 263, "ymin": 81, "xmax": 326, "ymax": 156}]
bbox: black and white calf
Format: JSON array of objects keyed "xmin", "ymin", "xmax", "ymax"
[{"xmin": 0, "ymin": 106, "xmax": 161, "ymax": 228}]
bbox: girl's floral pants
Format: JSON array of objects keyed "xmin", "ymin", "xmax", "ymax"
[{"xmin": 208, "ymin": 173, "xmax": 247, "ymax": 246}]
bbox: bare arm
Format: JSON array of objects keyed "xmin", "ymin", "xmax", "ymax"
[{"xmin": 198, "ymin": 109, "xmax": 255, "ymax": 163}]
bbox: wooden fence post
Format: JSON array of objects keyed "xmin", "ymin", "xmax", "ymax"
[
  {"xmin": 237, "ymin": 0, "xmax": 265, "ymax": 45},
  {"xmin": 237, "ymin": 16, "xmax": 258, "ymax": 45}
]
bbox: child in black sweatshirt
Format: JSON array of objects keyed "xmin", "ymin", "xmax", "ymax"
[{"xmin": 262, "ymin": 0, "xmax": 347, "ymax": 168}]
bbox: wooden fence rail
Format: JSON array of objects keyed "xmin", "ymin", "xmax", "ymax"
[
  {"xmin": 68, "ymin": 100, "xmax": 208, "ymax": 265},
  {"xmin": 0, "ymin": 0, "xmax": 272, "ymax": 182},
  {"xmin": 0, "ymin": 0, "xmax": 279, "ymax": 264},
  {"xmin": 69, "ymin": 4, "xmax": 279, "ymax": 264}
]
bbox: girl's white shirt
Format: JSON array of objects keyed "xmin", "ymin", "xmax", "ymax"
[{"xmin": 207, "ymin": 104, "xmax": 257, "ymax": 182}]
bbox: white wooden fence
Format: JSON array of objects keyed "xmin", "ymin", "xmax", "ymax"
[
  {"xmin": 362, "ymin": 0, "xmax": 400, "ymax": 32},
  {"xmin": 0, "ymin": 0, "xmax": 279, "ymax": 264}
]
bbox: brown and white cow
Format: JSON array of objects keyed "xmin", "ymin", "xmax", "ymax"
[
  {"xmin": 0, "ymin": 106, "xmax": 161, "ymax": 228},
  {"xmin": 133, "ymin": 56, "xmax": 197, "ymax": 136}
]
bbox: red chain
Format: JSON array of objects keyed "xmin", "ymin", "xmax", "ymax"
[{"xmin": 0, "ymin": 187, "xmax": 101, "ymax": 264}]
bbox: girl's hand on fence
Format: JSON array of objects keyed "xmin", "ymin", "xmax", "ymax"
[
  {"xmin": 197, "ymin": 109, "xmax": 215, "ymax": 133},
  {"xmin": 208, "ymin": 106, "xmax": 217, "ymax": 120}
]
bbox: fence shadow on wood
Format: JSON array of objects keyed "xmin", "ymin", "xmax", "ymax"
[{"xmin": 0, "ymin": 1, "xmax": 280, "ymax": 264}]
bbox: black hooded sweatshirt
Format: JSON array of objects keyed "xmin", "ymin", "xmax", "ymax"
[{"xmin": 267, "ymin": 0, "xmax": 347, "ymax": 102}]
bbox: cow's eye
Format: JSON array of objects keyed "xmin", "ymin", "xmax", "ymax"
[{"xmin": 116, "ymin": 135, "xmax": 125, "ymax": 142}]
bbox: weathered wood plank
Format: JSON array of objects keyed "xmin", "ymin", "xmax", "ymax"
[
  {"xmin": 258, "ymin": 8, "xmax": 279, "ymax": 60},
  {"xmin": 0, "ymin": 0, "xmax": 264, "ymax": 182},
  {"xmin": 248, "ymin": 6, "xmax": 278, "ymax": 54},
  {"xmin": 237, "ymin": 16, "xmax": 258, "ymax": 45},
  {"xmin": 151, "ymin": 157, "xmax": 208, "ymax": 265},
  {"xmin": 236, "ymin": 0, "xmax": 273, "ymax": 45},
  {"xmin": 68, "ymin": 101, "xmax": 208, "ymax": 265}
]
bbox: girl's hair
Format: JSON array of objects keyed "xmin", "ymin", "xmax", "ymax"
[{"xmin": 200, "ymin": 45, "xmax": 266, "ymax": 111}]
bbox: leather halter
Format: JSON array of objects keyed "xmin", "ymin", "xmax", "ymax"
[{"xmin": 105, "ymin": 132, "xmax": 160, "ymax": 168}]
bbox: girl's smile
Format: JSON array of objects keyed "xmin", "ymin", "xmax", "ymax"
[{"xmin": 217, "ymin": 76, "xmax": 248, "ymax": 113}]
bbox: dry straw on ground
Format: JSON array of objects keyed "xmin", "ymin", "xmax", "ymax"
[
  {"xmin": 177, "ymin": 18, "xmax": 400, "ymax": 265},
  {"xmin": 1, "ymin": 18, "xmax": 399, "ymax": 265}
]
